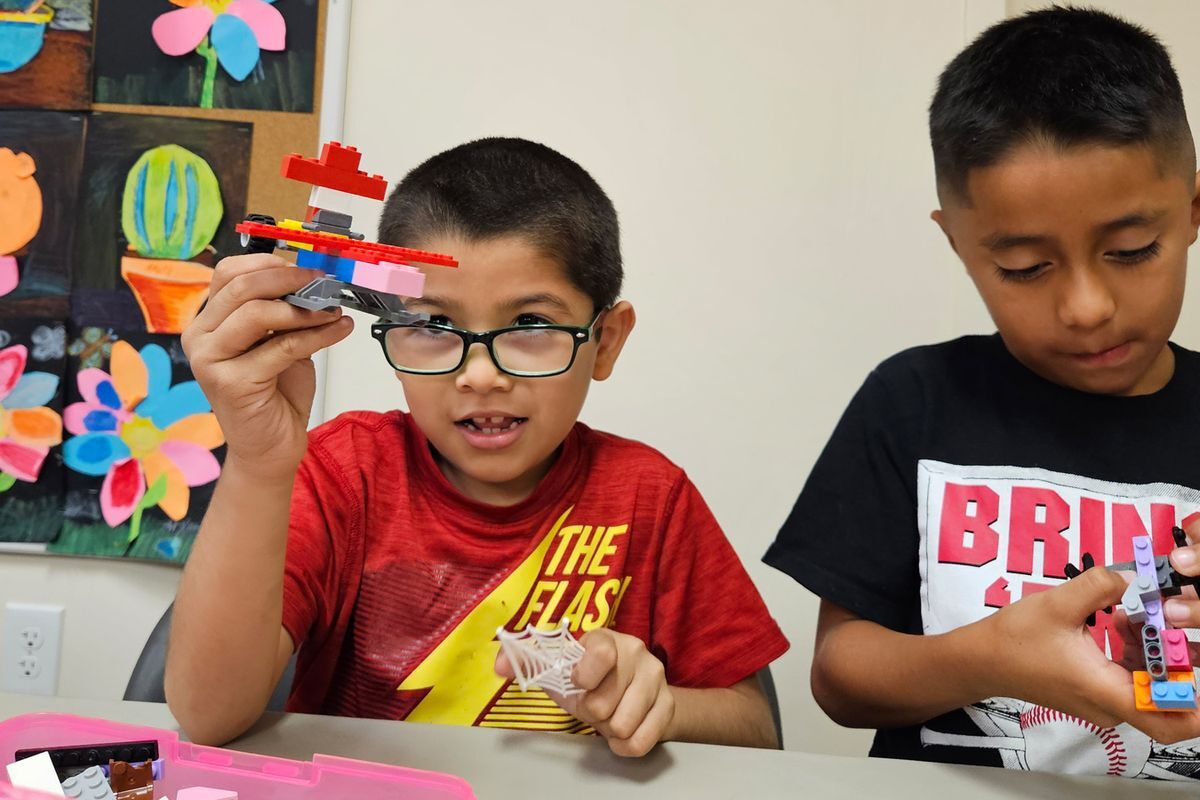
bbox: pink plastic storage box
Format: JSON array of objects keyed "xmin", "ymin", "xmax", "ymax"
[{"xmin": 0, "ymin": 714, "xmax": 474, "ymax": 800}]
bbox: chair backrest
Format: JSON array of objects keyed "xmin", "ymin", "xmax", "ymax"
[
  {"xmin": 758, "ymin": 665, "xmax": 784, "ymax": 749},
  {"xmin": 125, "ymin": 603, "xmax": 295, "ymax": 712}
]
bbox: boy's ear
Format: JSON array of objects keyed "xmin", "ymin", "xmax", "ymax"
[
  {"xmin": 1189, "ymin": 171, "xmax": 1200, "ymax": 243},
  {"xmin": 930, "ymin": 209, "xmax": 959, "ymax": 254},
  {"xmin": 591, "ymin": 300, "xmax": 635, "ymax": 381}
]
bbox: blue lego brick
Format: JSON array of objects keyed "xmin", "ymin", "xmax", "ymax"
[
  {"xmin": 295, "ymin": 248, "xmax": 357, "ymax": 281},
  {"xmin": 1151, "ymin": 680, "xmax": 1197, "ymax": 710}
]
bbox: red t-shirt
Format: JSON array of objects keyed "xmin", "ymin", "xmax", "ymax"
[{"xmin": 282, "ymin": 411, "xmax": 789, "ymax": 732}]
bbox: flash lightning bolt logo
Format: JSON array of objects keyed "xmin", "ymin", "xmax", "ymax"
[{"xmin": 396, "ymin": 506, "xmax": 573, "ymax": 724}]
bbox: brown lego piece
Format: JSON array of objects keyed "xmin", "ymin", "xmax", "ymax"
[{"xmin": 108, "ymin": 761, "xmax": 153, "ymax": 796}]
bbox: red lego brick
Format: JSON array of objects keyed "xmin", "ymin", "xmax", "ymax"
[
  {"xmin": 320, "ymin": 141, "xmax": 362, "ymax": 172},
  {"xmin": 280, "ymin": 145, "xmax": 388, "ymax": 200},
  {"xmin": 235, "ymin": 221, "xmax": 458, "ymax": 269}
]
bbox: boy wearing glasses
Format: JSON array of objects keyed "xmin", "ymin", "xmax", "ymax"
[{"xmin": 167, "ymin": 138, "xmax": 788, "ymax": 753}]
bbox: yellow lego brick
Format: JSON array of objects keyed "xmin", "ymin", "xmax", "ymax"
[{"xmin": 278, "ymin": 218, "xmax": 348, "ymax": 252}]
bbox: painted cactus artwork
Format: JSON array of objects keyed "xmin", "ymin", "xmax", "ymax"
[
  {"xmin": 72, "ymin": 112, "xmax": 249, "ymax": 333},
  {"xmin": 120, "ymin": 144, "xmax": 222, "ymax": 334}
]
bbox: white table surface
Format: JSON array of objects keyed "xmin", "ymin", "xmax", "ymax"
[{"xmin": 1, "ymin": 693, "xmax": 1195, "ymax": 798}]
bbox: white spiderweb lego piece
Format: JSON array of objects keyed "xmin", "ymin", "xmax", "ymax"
[{"xmin": 496, "ymin": 617, "xmax": 586, "ymax": 696}]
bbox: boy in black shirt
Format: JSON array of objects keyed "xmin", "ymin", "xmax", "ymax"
[{"xmin": 766, "ymin": 7, "xmax": 1200, "ymax": 782}]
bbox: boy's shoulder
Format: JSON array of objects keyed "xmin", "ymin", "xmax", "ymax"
[{"xmin": 575, "ymin": 423, "xmax": 688, "ymax": 483}]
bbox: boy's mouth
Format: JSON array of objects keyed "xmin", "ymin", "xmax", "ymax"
[{"xmin": 456, "ymin": 416, "xmax": 528, "ymax": 434}]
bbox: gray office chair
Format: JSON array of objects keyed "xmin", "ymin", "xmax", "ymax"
[
  {"xmin": 758, "ymin": 666, "xmax": 783, "ymax": 749},
  {"xmin": 124, "ymin": 603, "xmax": 295, "ymax": 712}
]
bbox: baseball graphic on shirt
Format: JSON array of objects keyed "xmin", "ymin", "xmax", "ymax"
[{"xmin": 1019, "ymin": 705, "xmax": 1150, "ymax": 777}]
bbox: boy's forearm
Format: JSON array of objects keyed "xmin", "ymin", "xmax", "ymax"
[
  {"xmin": 166, "ymin": 454, "xmax": 297, "ymax": 744},
  {"xmin": 812, "ymin": 612, "xmax": 996, "ymax": 729},
  {"xmin": 664, "ymin": 676, "xmax": 780, "ymax": 749}
]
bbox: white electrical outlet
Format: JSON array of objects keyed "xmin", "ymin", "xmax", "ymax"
[{"xmin": 3, "ymin": 603, "xmax": 63, "ymax": 696}]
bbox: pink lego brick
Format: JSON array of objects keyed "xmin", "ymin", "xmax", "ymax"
[
  {"xmin": 175, "ymin": 789, "xmax": 238, "ymax": 800},
  {"xmin": 351, "ymin": 261, "xmax": 426, "ymax": 298},
  {"xmin": 1164, "ymin": 629, "xmax": 1193, "ymax": 671}
]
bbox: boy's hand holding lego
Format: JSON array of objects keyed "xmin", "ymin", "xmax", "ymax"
[
  {"xmin": 978, "ymin": 565, "xmax": 1200, "ymax": 743},
  {"xmin": 182, "ymin": 254, "xmax": 355, "ymax": 478}
]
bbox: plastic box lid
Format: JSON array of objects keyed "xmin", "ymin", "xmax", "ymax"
[{"xmin": 0, "ymin": 714, "xmax": 474, "ymax": 800}]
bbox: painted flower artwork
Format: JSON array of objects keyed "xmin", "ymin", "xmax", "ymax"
[
  {"xmin": 0, "ymin": 343, "xmax": 61, "ymax": 491},
  {"xmin": 63, "ymin": 340, "xmax": 223, "ymax": 548},
  {"xmin": 151, "ymin": 0, "xmax": 286, "ymax": 109}
]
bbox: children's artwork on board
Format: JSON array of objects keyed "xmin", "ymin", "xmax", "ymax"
[
  {"xmin": 0, "ymin": 318, "xmax": 66, "ymax": 545},
  {"xmin": 0, "ymin": 0, "xmax": 94, "ymax": 109},
  {"xmin": 71, "ymin": 112, "xmax": 250, "ymax": 333},
  {"xmin": 0, "ymin": 111, "xmax": 84, "ymax": 320},
  {"xmin": 52, "ymin": 328, "xmax": 224, "ymax": 562},
  {"xmin": 94, "ymin": 0, "xmax": 317, "ymax": 112}
]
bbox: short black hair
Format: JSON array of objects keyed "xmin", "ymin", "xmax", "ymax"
[
  {"xmin": 378, "ymin": 137, "xmax": 622, "ymax": 309},
  {"xmin": 930, "ymin": 6, "xmax": 1194, "ymax": 204}
]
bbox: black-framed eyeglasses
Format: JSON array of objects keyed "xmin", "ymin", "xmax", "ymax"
[{"xmin": 371, "ymin": 309, "xmax": 606, "ymax": 377}]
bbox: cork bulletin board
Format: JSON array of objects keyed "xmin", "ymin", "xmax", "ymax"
[{"xmin": 0, "ymin": 0, "xmax": 328, "ymax": 562}]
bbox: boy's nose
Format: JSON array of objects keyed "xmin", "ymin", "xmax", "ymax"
[
  {"xmin": 1056, "ymin": 265, "xmax": 1117, "ymax": 330},
  {"xmin": 455, "ymin": 343, "xmax": 512, "ymax": 393}
]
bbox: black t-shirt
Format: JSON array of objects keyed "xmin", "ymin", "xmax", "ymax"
[{"xmin": 765, "ymin": 334, "xmax": 1200, "ymax": 781}]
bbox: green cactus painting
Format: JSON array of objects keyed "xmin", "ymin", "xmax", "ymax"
[{"xmin": 121, "ymin": 144, "xmax": 223, "ymax": 260}]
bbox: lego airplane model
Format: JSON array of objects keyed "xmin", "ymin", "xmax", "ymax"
[{"xmin": 236, "ymin": 142, "xmax": 457, "ymax": 323}]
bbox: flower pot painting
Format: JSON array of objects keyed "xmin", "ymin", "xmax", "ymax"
[
  {"xmin": 0, "ymin": 1, "xmax": 53, "ymax": 73},
  {"xmin": 0, "ymin": 146, "xmax": 42, "ymax": 298},
  {"xmin": 0, "ymin": 0, "xmax": 94, "ymax": 110},
  {"xmin": 119, "ymin": 144, "xmax": 222, "ymax": 334}
]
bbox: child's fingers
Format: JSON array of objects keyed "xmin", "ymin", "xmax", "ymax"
[
  {"xmin": 606, "ymin": 690, "xmax": 674, "ymax": 758},
  {"xmin": 1047, "ymin": 566, "xmax": 1130, "ymax": 626},
  {"xmin": 603, "ymin": 659, "xmax": 665, "ymax": 742},
  {"xmin": 230, "ymin": 316, "xmax": 354, "ymax": 382},
  {"xmin": 1171, "ymin": 522, "xmax": 1200, "ymax": 577},
  {"xmin": 193, "ymin": 266, "xmax": 324, "ymax": 333},
  {"xmin": 494, "ymin": 652, "xmax": 514, "ymax": 680},
  {"xmin": 206, "ymin": 301, "xmax": 343, "ymax": 362},
  {"xmin": 572, "ymin": 628, "xmax": 619, "ymax": 692},
  {"xmin": 206, "ymin": 253, "xmax": 292, "ymax": 299},
  {"xmin": 1163, "ymin": 596, "xmax": 1200, "ymax": 627}
]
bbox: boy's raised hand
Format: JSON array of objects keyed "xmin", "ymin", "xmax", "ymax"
[
  {"xmin": 495, "ymin": 628, "xmax": 676, "ymax": 757},
  {"xmin": 980, "ymin": 565, "xmax": 1200, "ymax": 744},
  {"xmin": 182, "ymin": 255, "xmax": 354, "ymax": 478}
]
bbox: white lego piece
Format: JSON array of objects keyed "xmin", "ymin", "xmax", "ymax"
[
  {"xmin": 6, "ymin": 752, "xmax": 66, "ymax": 797},
  {"xmin": 496, "ymin": 617, "xmax": 586, "ymax": 696}
]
